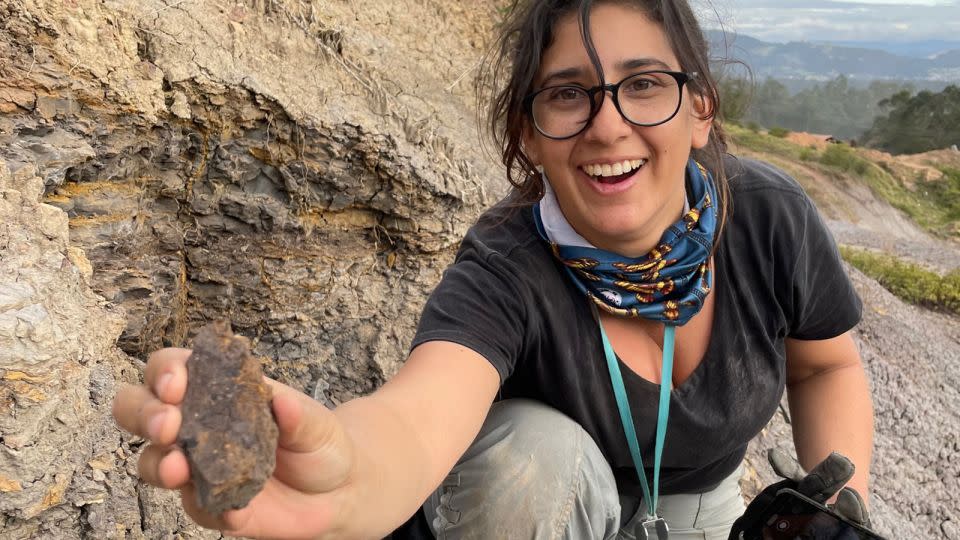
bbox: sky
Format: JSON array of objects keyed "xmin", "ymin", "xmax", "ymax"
[{"xmin": 700, "ymin": 0, "xmax": 960, "ymax": 44}]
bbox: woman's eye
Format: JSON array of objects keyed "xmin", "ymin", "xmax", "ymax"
[
  {"xmin": 626, "ymin": 78, "xmax": 656, "ymax": 92},
  {"xmin": 549, "ymin": 88, "xmax": 585, "ymax": 101}
]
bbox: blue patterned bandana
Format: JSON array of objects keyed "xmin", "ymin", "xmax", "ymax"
[{"xmin": 533, "ymin": 159, "xmax": 718, "ymax": 326}]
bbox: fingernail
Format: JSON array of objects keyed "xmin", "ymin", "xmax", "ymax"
[
  {"xmin": 148, "ymin": 411, "xmax": 167, "ymax": 440},
  {"xmin": 155, "ymin": 373, "xmax": 172, "ymax": 398}
]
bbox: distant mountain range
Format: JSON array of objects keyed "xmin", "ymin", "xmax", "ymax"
[
  {"xmin": 814, "ymin": 40, "xmax": 960, "ymax": 59},
  {"xmin": 707, "ymin": 31, "xmax": 960, "ymax": 84}
]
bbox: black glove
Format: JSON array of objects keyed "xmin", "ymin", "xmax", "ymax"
[{"xmin": 728, "ymin": 449, "xmax": 871, "ymax": 540}]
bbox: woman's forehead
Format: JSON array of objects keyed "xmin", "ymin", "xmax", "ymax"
[{"xmin": 536, "ymin": 3, "xmax": 679, "ymax": 84}]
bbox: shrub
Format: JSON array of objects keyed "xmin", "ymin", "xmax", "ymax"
[
  {"xmin": 768, "ymin": 127, "xmax": 790, "ymax": 138},
  {"xmin": 840, "ymin": 246, "xmax": 960, "ymax": 314},
  {"xmin": 747, "ymin": 121, "xmax": 760, "ymax": 133},
  {"xmin": 799, "ymin": 147, "xmax": 818, "ymax": 161},
  {"xmin": 820, "ymin": 144, "xmax": 871, "ymax": 176}
]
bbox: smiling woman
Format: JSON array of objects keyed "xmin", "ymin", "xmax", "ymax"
[
  {"xmin": 111, "ymin": 1, "xmax": 877, "ymax": 539},
  {"xmin": 520, "ymin": 4, "xmax": 714, "ymax": 256}
]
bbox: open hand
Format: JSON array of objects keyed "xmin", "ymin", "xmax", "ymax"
[{"xmin": 112, "ymin": 348, "xmax": 360, "ymax": 539}]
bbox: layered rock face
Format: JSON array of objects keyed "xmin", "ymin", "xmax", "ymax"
[
  {"xmin": 0, "ymin": 160, "xmax": 143, "ymax": 536},
  {"xmin": 2, "ymin": 0, "xmax": 500, "ymax": 536},
  {"xmin": 1, "ymin": 0, "xmax": 500, "ymax": 395},
  {"xmin": 1, "ymin": 1, "xmax": 958, "ymax": 539}
]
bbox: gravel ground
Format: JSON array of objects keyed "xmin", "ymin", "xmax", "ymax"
[
  {"xmin": 850, "ymin": 264, "xmax": 960, "ymax": 538},
  {"xmin": 828, "ymin": 219, "xmax": 960, "ymax": 273},
  {"xmin": 833, "ymin": 215, "xmax": 960, "ymax": 537}
]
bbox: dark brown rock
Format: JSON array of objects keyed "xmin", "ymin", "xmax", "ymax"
[{"xmin": 178, "ymin": 321, "xmax": 278, "ymax": 515}]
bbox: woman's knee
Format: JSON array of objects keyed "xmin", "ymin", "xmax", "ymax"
[{"xmin": 425, "ymin": 399, "xmax": 620, "ymax": 539}]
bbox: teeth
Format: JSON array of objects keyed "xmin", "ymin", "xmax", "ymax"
[{"xmin": 583, "ymin": 159, "xmax": 646, "ymax": 178}]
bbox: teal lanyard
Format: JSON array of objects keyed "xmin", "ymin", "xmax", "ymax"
[{"xmin": 597, "ymin": 316, "xmax": 676, "ymax": 519}]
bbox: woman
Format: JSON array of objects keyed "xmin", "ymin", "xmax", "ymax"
[{"xmin": 112, "ymin": 1, "xmax": 875, "ymax": 538}]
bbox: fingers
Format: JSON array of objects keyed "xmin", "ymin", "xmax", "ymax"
[
  {"xmin": 265, "ymin": 379, "xmax": 355, "ymax": 493},
  {"xmin": 144, "ymin": 348, "xmax": 191, "ymax": 404},
  {"xmin": 768, "ymin": 447, "xmax": 806, "ymax": 482},
  {"xmin": 832, "ymin": 487, "xmax": 870, "ymax": 526},
  {"xmin": 797, "ymin": 452, "xmax": 855, "ymax": 503},
  {"xmin": 113, "ymin": 384, "xmax": 182, "ymax": 445},
  {"xmin": 138, "ymin": 444, "xmax": 191, "ymax": 489},
  {"xmin": 113, "ymin": 348, "xmax": 191, "ymax": 444}
]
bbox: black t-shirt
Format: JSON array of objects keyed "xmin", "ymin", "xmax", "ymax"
[{"xmin": 411, "ymin": 157, "xmax": 862, "ymax": 496}]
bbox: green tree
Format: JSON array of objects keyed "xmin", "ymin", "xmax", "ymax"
[
  {"xmin": 864, "ymin": 85, "xmax": 960, "ymax": 154},
  {"xmin": 749, "ymin": 78, "xmax": 791, "ymax": 129},
  {"xmin": 740, "ymin": 75, "xmax": 914, "ymax": 140},
  {"xmin": 719, "ymin": 77, "xmax": 751, "ymax": 124}
]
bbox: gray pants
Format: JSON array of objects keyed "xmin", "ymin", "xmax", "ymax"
[{"xmin": 424, "ymin": 399, "xmax": 745, "ymax": 540}]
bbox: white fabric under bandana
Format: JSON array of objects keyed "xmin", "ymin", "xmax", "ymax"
[{"xmin": 537, "ymin": 168, "xmax": 690, "ymax": 249}]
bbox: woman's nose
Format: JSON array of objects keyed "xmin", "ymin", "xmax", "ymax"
[{"xmin": 582, "ymin": 91, "xmax": 633, "ymax": 144}]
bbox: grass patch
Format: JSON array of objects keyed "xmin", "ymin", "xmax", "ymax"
[
  {"xmin": 768, "ymin": 126, "xmax": 790, "ymax": 138},
  {"xmin": 820, "ymin": 144, "xmax": 871, "ymax": 176},
  {"xmin": 728, "ymin": 124, "xmax": 805, "ymax": 161},
  {"xmin": 815, "ymin": 145, "xmax": 960, "ymax": 239},
  {"xmin": 799, "ymin": 147, "xmax": 818, "ymax": 161},
  {"xmin": 922, "ymin": 167, "xmax": 960, "ymax": 225},
  {"xmin": 854, "ymin": 164, "xmax": 960, "ymax": 238},
  {"xmin": 840, "ymin": 246, "xmax": 960, "ymax": 314}
]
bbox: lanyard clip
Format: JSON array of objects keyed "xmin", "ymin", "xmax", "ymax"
[{"xmin": 636, "ymin": 516, "xmax": 669, "ymax": 539}]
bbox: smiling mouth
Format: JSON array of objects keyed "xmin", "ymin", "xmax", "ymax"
[{"xmin": 581, "ymin": 159, "xmax": 647, "ymax": 184}]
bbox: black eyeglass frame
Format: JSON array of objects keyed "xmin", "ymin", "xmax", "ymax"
[{"xmin": 523, "ymin": 70, "xmax": 698, "ymax": 140}]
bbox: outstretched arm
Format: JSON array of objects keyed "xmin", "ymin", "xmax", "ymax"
[{"xmin": 113, "ymin": 340, "xmax": 501, "ymax": 539}]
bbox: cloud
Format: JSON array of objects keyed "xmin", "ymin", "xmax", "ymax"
[
  {"xmin": 699, "ymin": 0, "xmax": 960, "ymax": 42},
  {"xmin": 825, "ymin": 0, "xmax": 955, "ymax": 5}
]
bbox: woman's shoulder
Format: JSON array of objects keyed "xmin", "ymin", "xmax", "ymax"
[
  {"xmin": 722, "ymin": 155, "xmax": 817, "ymax": 225},
  {"xmin": 719, "ymin": 155, "xmax": 823, "ymax": 250},
  {"xmin": 723, "ymin": 155, "xmax": 808, "ymax": 200},
  {"xmin": 460, "ymin": 196, "xmax": 543, "ymax": 260}
]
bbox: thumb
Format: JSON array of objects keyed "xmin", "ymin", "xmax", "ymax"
[{"xmin": 265, "ymin": 378, "xmax": 355, "ymax": 493}]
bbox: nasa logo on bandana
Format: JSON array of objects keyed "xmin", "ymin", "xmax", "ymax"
[{"xmin": 599, "ymin": 289, "xmax": 622, "ymax": 306}]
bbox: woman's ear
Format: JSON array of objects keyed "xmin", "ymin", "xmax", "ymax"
[{"xmin": 689, "ymin": 92, "xmax": 714, "ymax": 150}]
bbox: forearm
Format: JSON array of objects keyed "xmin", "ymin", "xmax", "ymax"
[
  {"xmin": 787, "ymin": 362, "xmax": 875, "ymax": 499},
  {"xmin": 333, "ymin": 395, "xmax": 439, "ymax": 539},
  {"xmin": 325, "ymin": 343, "xmax": 499, "ymax": 538}
]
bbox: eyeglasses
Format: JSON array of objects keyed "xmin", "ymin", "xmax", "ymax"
[{"xmin": 523, "ymin": 71, "xmax": 697, "ymax": 140}]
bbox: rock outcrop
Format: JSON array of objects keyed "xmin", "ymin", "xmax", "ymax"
[
  {"xmin": 0, "ymin": 158, "xmax": 148, "ymax": 537},
  {"xmin": 2, "ymin": 0, "xmax": 500, "ymax": 536}
]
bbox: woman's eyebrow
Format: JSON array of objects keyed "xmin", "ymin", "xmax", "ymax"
[
  {"xmin": 539, "ymin": 66, "xmax": 588, "ymax": 87},
  {"xmin": 619, "ymin": 57, "xmax": 672, "ymax": 71},
  {"xmin": 538, "ymin": 57, "xmax": 674, "ymax": 88}
]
